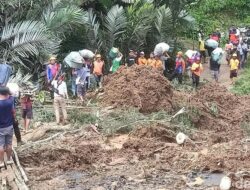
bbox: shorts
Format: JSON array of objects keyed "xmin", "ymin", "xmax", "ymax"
[
  {"xmin": 0, "ymin": 126, "xmax": 13, "ymax": 148},
  {"xmin": 77, "ymin": 84, "xmax": 86, "ymax": 96},
  {"xmin": 230, "ymin": 70, "xmax": 237, "ymax": 78},
  {"xmin": 22, "ymin": 108, "xmax": 33, "ymax": 119}
]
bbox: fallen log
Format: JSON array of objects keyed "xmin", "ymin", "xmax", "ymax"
[
  {"xmin": 24, "ymin": 125, "xmax": 71, "ymax": 142},
  {"xmin": 13, "ymin": 149, "xmax": 29, "ymax": 183}
]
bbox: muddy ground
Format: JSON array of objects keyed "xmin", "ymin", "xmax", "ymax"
[
  {"xmin": 18, "ymin": 123, "xmax": 250, "ymax": 190},
  {"xmin": 17, "ymin": 66, "xmax": 250, "ymax": 190}
]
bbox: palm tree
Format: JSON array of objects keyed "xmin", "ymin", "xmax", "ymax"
[{"xmin": 0, "ymin": 0, "xmax": 86, "ymax": 76}]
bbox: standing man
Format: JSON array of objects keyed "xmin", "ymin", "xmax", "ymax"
[
  {"xmin": 46, "ymin": 56, "xmax": 61, "ymax": 84},
  {"xmin": 75, "ymin": 64, "xmax": 88, "ymax": 102},
  {"xmin": 137, "ymin": 52, "xmax": 147, "ymax": 65},
  {"xmin": 111, "ymin": 52, "xmax": 123, "ymax": 73},
  {"xmin": 242, "ymin": 40, "xmax": 249, "ymax": 68},
  {"xmin": 155, "ymin": 55, "xmax": 163, "ymax": 69},
  {"xmin": 199, "ymin": 39, "xmax": 207, "ymax": 63},
  {"xmin": 84, "ymin": 58, "xmax": 92, "ymax": 90},
  {"xmin": 191, "ymin": 57, "xmax": 203, "ymax": 88},
  {"xmin": 210, "ymin": 57, "xmax": 220, "ymax": 83},
  {"xmin": 0, "ymin": 87, "xmax": 15, "ymax": 167},
  {"xmin": 127, "ymin": 50, "xmax": 137, "ymax": 67},
  {"xmin": 229, "ymin": 53, "xmax": 240, "ymax": 84},
  {"xmin": 51, "ymin": 74, "xmax": 69, "ymax": 125},
  {"xmin": 20, "ymin": 90, "xmax": 33, "ymax": 133},
  {"xmin": 6, "ymin": 83, "xmax": 22, "ymax": 145},
  {"xmin": 170, "ymin": 52, "xmax": 185, "ymax": 84},
  {"xmin": 93, "ymin": 54, "xmax": 104, "ymax": 89},
  {"xmin": 46, "ymin": 56, "xmax": 61, "ymax": 99}
]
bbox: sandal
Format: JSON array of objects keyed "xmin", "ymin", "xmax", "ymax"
[{"xmin": 0, "ymin": 162, "xmax": 5, "ymax": 168}]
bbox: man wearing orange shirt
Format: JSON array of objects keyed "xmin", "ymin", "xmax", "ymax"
[
  {"xmin": 154, "ymin": 55, "xmax": 163, "ymax": 68},
  {"xmin": 137, "ymin": 52, "xmax": 147, "ymax": 65},
  {"xmin": 93, "ymin": 54, "xmax": 104, "ymax": 88},
  {"xmin": 147, "ymin": 52, "xmax": 156, "ymax": 67}
]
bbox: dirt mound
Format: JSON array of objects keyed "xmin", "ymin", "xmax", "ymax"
[
  {"xmin": 196, "ymin": 83, "xmax": 240, "ymax": 110},
  {"xmin": 188, "ymin": 84, "xmax": 245, "ymax": 132},
  {"xmin": 131, "ymin": 125, "xmax": 176, "ymax": 142},
  {"xmin": 101, "ymin": 65, "xmax": 173, "ymax": 113}
]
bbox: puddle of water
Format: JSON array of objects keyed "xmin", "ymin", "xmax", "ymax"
[
  {"xmin": 58, "ymin": 171, "xmax": 89, "ymax": 190},
  {"xmin": 188, "ymin": 172, "xmax": 226, "ymax": 187}
]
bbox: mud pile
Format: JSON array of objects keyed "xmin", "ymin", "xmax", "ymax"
[
  {"xmin": 131, "ymin": 124, "xmax": 176, "ymax": 142},
  {"xmin": 187, "ymin": 84, "xmax": 246, "ymax": 142},
  {"xmin": 196, "ymin": 83, "xmax": 240, "ymax": 111},
  {"xmin": 102, "ymin": 65, "xmax": 173, "ymax": 113}
]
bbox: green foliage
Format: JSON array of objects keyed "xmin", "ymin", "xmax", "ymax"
[
  {"xmin": 33, "ymin": 107, "xmax": 55, "ymax": 123},
  {"xmin": 189, "ymin": 0, "xmax": 250, "ymax": 35},
  {"xmin": 103, "ymin": 5, "xmax": 127, "ymax": 51},
  {"xmin": 0, "ymin": 20, "xmax": 58, "ymax": 65},
  {"xmin": 68, "ymin": 110, "xmax": 98, "ymax": 125},
  {"xmin": 232, "ymin": 65, "xmax": 250, "ymax": 95}
]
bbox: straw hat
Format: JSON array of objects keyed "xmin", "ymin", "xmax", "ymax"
[
  {"xmin": 95, "ymin": 54, "xmax": 101, "ymax": 58},
  {"xmin": 49, "ymin": 56, "xmax": 57, "ymax": 61},
  {"xmin": 177, "ymin": 51, "xmax": 183, "ymax": 56}
]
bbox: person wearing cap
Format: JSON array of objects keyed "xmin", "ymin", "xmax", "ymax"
[
  {"xmin": 170, "ymin": 51, "xmax": 185, "ymax": 84},
  {"xmin": 93, "ymin": 54, "xmax": 104, "ymax": 88},
  {"xmin": 137, "ymin": 51, "xmax": 147, "ymax": 65},
  {"xmin": 20, "ymin": 90, "xmax": 33, "ymax": 133},
  {"xmin": 46, "ymin": 56, "xmax": 61, "ymax": 83},
  {"xmin": 51, "ymin": 73, "xmax": 69, "ymax": 125},
  {"xmin": 46, "ymin": 56, "xmax": 61, "ymax": 99},
  {"xmin": 229, "ymin": 53, "xmax": 239, "ymax": 84},
  {"xmin": 191, "ymin": 57, "xmax": 203, "ymax": 88},
  {"xmin": 0, "ymin": 87, "xmax": 15, "ymax": 168}
]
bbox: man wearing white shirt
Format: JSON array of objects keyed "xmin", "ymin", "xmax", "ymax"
[{"xmin": 51, "ymin": 74, "xmax": 68, "ymax": 125}]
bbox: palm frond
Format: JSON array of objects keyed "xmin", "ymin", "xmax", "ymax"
[
  {"xmin": 104, "ymin": 5, "xmax": 127, "ymax": 49},
  {"xmin": 8, "ymin": 68, "xmax": 34, "ymax": 89},
  {"xmin": 154, "ymin": 6, "xmax": 173, "ymax": 42},
  {"xmin": 0, "ymin": 20, "xmax": 59, "ymax": 64},
  {"xmin": 1, "ymin": 21, "xmax": 45, "ymax": 42},
  {"xmin": 42, "ymin": 2, "xmax": 85, "ymax": 37},
  {"xmin": 126, "ymin": 2, "xmax": 154, "ymax": 48},
  {"xmin": 84, "ymin": 9, "xmax": 102, "ymax": 50},
  {"xmin": 121, "ymin": 0, "xmax": 136, "ymax": 4}
]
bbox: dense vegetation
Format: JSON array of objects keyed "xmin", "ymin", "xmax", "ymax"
[{"xmin": 0, "ymin": 0, "xmax": 249, "ymax": 82}]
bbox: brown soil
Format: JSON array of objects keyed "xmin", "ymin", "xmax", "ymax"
[
  {"xmin": 17, "ymin": 70, "xmax": 250, "ymax": 189},
  {"xmin": 130, "ymin": 124, "xmax": 176, "ymax": 143},
  {"xmin": 101, "ymin": 65, "xmax": 173, "ymax": 113}
]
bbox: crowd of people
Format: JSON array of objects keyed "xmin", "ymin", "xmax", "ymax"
[{"xmin": 0, "ymin": 26, "xmax": 249, "ymax": 168}]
